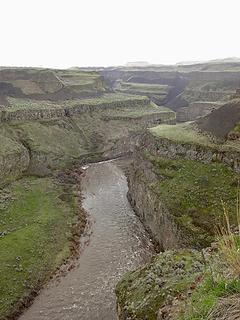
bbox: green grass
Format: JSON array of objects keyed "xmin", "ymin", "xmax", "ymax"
[
  {"xmin": 14, "ymin": 120, "xmax": 87, "ymax": 155},
  {"xmin": 179, "ymin": 272, "xmax": 240, "ymax": 319},
  {"xmin": 100, "ymin": 102, "xmax": 175, "ymax": 119},
  {"xmin": 0, "ymin": 176, "xmax": 79, "ymax": 319},
  {"xmin": 117, "ymin": 245, "xmax": 240, "ymax": 320},
  {"xmin": 0, "ymin": 133, "xmax": 29, "ymax": 187},
  {"xmin": 55, "ymin": 69, "xmax": 105, "ymax": 90},
  {"xmin": 231, "ymin": 122, "xmax": 240, "ymax": 133},
  {"xmin": 149, "ymin": 123, "xmax": 214, "ymax": 147},
  {"xmin": 56, "ymin": 69, "xmax": 101, "ymax": 85},
  {"xmin": 119, "ymin": 82, "xmax": 169, "ymax": 94},
  {"xmin": 147, "ymin": 154, "xmax": 238, "ymax": 247},
  {"xmin": 0, "ymin": 134, "xmax": 24, "ymax": 156},
  {"xmin": 150, "ymin": 122, "xmax": 240, "ymax": 153},
  {"xmin": 6, "ymin": 93, "xmax": 149, "ymax": 111}
]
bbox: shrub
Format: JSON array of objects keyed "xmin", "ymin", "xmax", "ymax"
[{"xmin": 217, "ymin": 194, "xmax": 240, "ymax": 277}]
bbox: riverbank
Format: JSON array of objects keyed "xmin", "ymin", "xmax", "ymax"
[
  {"xmin": 0, "ymin": 167, "xmax": 86, "ymax": 320},
  {"xmin": 0, "ymin": 79, "xmax": 173, "ymax": 319},
  {"xmin": 116, "ymin": 125, "xmax": 240, "ymax": 319},
  {"xmin": 18, "ymin": 161, "xmax": 154, "ymax": 320}
]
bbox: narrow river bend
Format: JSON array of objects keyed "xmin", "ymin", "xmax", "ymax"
[{"xmin": 20, "ymin": 160, "xmax": 154, "ymax": 320}]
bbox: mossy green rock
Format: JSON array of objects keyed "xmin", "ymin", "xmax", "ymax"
[{"xmin": 116, "ymin": 249, "xmax": 204, "ymax": 320}]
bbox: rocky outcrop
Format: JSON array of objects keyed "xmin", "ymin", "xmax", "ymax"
[
  {"xmin": 138, "ymin": 131, "xmax": 240, "ymax": 172},
  {"xmin": 127, "ymin": 153, "xmax": 188, "ymax": 250},
  {"xmin": 176, "ymin": 101, "xmax": 220, "ymax": 122},
  {"xmin": 0, "ymin": 97, "xmax": 176, "ymax": 186},
  {"xmin": 0, "ymin": 95, "xmax": 150, "ymax": 123},
  {"xmin": 126, "ymin": 130, "xmax": 240, "ymax": 253}
]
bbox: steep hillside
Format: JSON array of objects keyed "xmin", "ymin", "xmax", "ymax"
[
  {"xmin": 0, "ymin": 69, "xmax": 176, "ymax": 319},
  {"xmin": 197, "ymin": 98, "xmax": 240, "ymax": 139},
  {"xmin": 0, "ymin": 93, "xmax": 175, "ymax": 186},
  {"xmin": 117, "ymin": 120, "xmax": 240, "ymax": 319}
]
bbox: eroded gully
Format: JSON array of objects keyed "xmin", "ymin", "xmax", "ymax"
[{"xmin": 19, "ymin": 160, "xmax": 154, "ymax": 320}]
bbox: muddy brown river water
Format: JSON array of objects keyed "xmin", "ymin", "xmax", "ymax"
[{"xmin": 19, "ymin": 160, "xmax": 154, "ymax": 320}]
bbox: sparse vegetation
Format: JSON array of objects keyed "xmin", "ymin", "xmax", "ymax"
[
  {"xmin": 179, "ymin": 273, "xmax": 240, "ymax": 320},
  {"xmin": 216, "ymin": 199, "xmax": 240, "ymax": 278},
  {"xmin": 116, "ymin": 249, "xmax": 204, "ymax": 320},
  {"xmin": 116, "ymin": 196, "xmax": 240, "ymax": 320},
  {"xmin": 178, "ymin": 200, "xmax": 240, "ymax": 320}
]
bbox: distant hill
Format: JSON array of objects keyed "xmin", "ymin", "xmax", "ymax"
[{"xmin": 197, "ymin": 97, "xmax": 240, "ymax": 138}]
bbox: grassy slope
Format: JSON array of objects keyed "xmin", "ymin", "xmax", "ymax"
[
  {"xmin": 0, "ymin": 68, "xmax": 105, "ymax": 97},
  {"xmin": 0, "ymin": 176, "xmax": 81, "ymax": 319},
  {"xmin": 12, "ymin": 120, "xmax": 88, "ymax": 167},
  {"xmin": 150, "ymin": 122, "xmax": 240, "ymax": 154},
  {"xmin": 117, "ymin": 121, "xmax": 240, "ymax": 318},
  {"xmin": 117, "ymin": 118, "xmax": 240, "ymax": 319},
  {"xmin": 146, "ymin": 154, "xmax": 237, "ymax": 247},
  {"xmin": 179, "ymin": 269, "xmax": 240, "ymax": 320},
  {"xmin": 100, "ymin": 102, "xmax": 175, "ymax": 119},
  {"xmin": 150, "ymin": 123, "xmax": 214, "ymax": 147},
  {"xmin": 119, "ymin": 82, "xmax": 169, "ymax": 94},
  {"xmin": 0, "ymin": 135, "xmax": 23, "ymax": 155},
  {"xmin": 0, "ymin": 133, "xmax": 29, "ymax": 187},
  {"xmin": 6, "ymin": 93, "xmax": 148, "ymax": 111},
  {"xmin": 56, "ymin": 69, "xmax": 105, "ymax": 91}
]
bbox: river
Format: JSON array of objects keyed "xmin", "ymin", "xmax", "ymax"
[{"xmin": 19, "ymin": 160, "xmax": 154, "ymax": 320}]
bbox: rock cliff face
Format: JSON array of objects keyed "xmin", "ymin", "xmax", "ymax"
[
  {"xmin": 126, "ymin": 129, "xmax": 240, "ymax": 251},
  {"xmin": 139, "ymin": 130, "xmax": 240, "ymax": 171},
  {"xmin": 176, "ymin": 101, "xmax": 220, "ymax": 122},
  {"xmin": 127, "ymin": 153, "xmax": 187, "ymax": 250},
  {"xmin": 0, "ymin": 95, "xmax": 150, "ymax": 122},
  {"xmin": 0, "ymin": 94, "xmax": 175, "ymax": 187},
  {"xmin": 117, "ymin": 126, "xmax": 240, "ymax": 319}
]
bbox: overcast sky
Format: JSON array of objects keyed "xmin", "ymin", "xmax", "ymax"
[{"xmin": 1, "ymin": 0, "xmax": 240, "ymax": 68}]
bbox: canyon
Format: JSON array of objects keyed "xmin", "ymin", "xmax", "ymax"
[{"xmin": 0, "ymin": 62, "xmax": 240, "ymax": 319}]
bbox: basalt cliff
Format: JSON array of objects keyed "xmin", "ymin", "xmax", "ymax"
[
  {"xmin": 116, "ymin": 95, "xmax": 240, "ymax": 319},
  {"xmin": 1, "ymin": 62, "xmax": 240, "ymax": 320},
  {"xmin": 0, "ymin": 66, "xmax": 175, "ymax": 319}
]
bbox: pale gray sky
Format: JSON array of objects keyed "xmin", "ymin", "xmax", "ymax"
[{"xmin": 1, "ymin": 0, "xmax": 240, "ymax": 68}]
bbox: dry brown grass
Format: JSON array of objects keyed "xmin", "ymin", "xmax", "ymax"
[
  {"xmin": 207, "ymin": 295, "xmax": 240, "ymax": 320},
  {"xmin": 216, "ymin": 190, "xmax": 240, "ymax": 277}
]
